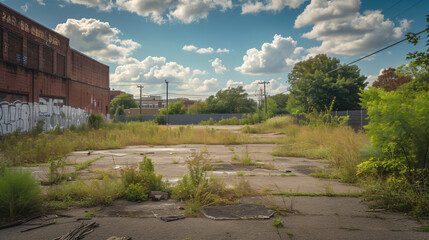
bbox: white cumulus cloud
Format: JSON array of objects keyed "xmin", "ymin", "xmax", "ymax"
[
  {"xmin": 241, "ymin": 0, "xmax": 307, "ymax": 14},
  {"xmin": 111, "ymin": 56, "xmax": 217, "ymax": 96},
  {"xmin": 61, "ymin": 0, "xmax": 114, "ymax": 11},
  {"xmin": 115, "ymin": 0, "xmax": 232, "ymax": 24},
  {"xmin": 182, "ymin": 45, "xmax": 230, "ymax": 55},
  {"xmin": 235, "ymin": 34, "xmax": 304, "ymax": 75},
  {"xmin": 211, "ymin": 58, "xmax": 227, "ymax": 74},
  {"xmin": 295, "ymin": 0, "xmax": 411, "ymax": 56},
  {"xmin": 37, "ymin": 0, "xmax": 46, "ymax": 6},
  {"xmin": 55, "ymin": 18, "xmax": 140, "ymax": 64},
  {"xmin": 20, "ymin": 3, "xmax": 29, "ymax": 12}
]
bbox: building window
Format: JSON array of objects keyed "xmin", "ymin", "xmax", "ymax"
[
  {"xmin": 8, "ymin": 32, "xmax": 23, "ymax": 65},
  {"xmin": 43, "ymin": 46, "xmax": 53, "ymax": 73},
  {"xmin": 0, "ymin": 28, "xmax": 3, "ymax": 60},
  {"xmin": 56, "ymin": 53, "xmax": 65, "ymax": 77},
  {"xmin": 27, "ymin": 40, "xmax": 39, "ymax": 69}
]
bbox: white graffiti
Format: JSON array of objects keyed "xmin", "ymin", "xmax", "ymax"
[{"xmin": 0, "ymin": 99, "xmax": 89, "ymax": 136}]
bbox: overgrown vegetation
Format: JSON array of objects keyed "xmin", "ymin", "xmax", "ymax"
[
  {"xmin": 121, "ymin": 156, "xmax": 166, "ymax": 202},
  {"xmin": 0, "ymin": 169, "xmax": 43, "ymax": 222},
  {"xmin": 0, "ymin": 122, "xmax": 255, "ymax": 165},
  {"xmin": 198, "ymin": 112, "xmax": 265, "ymax": 126}
]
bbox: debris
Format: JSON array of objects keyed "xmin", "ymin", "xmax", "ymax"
[
  {"xmin": 160, "ymin": 215, "xmax": 185, "ymax": 222},
  {"xmin": 106, "ymin": 236, "xmax": 132, "ymax": 240},
  {"xmin": 0, "ymin": 215, "xmax": 41, "ymax": 230},
  {"xmin": 366, "ymin": 209, "xmax": 385, "ymax": 212},
  {"xmin": 76, "ymin": 217, "xmax": 92, "ymax": 221},
  {"xmin": 149, "ymin": 191, "xmax": 169, "ymax": 201},
  {"xmin": 283, "ymin": 170, "xmax": 292, "ymax": 173},
  {"xmin": 53, "ymin": 221, "xmax": 99, "ymax": 240},
  {"xmin": 21, "ymin": 221, "xmax": 55, "ymax": 232}
]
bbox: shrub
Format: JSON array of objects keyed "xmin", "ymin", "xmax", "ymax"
[
  {"xmin": 88, "ymin": 113, "xmax": 105, "ymax": 130},
  {"xmin": 0, "ymin": 169, "xmax": 43, "ymax": 222},
  {"xmin": 121, "ymin": 156, "xmax": 166, "ymax": 201},
  {"xmin": 125, "ymin": 183, "xmax": 149, "ymax": 202}
]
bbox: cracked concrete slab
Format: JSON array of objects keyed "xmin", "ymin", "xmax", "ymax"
[{"xmin": 201, "ymin": 204, "xmax": 276, "ymax": 220}]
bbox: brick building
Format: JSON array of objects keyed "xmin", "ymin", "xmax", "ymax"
[{"xmin": 0, "ymin": 3, "xmax": 110, "ymax": 135}]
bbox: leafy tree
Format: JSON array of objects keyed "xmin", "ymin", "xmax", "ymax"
[
  {"xmin": 269, "ymin": 93, "xmax": 289, "ymax": 114},
  {"xmin": 397, "ymin": 61, "xmax": 429, "ymax": 79},
  {"xmin": 206, "ymin": 86, "xmax": 256, "ymax": 113},
  {"xmin": 372, "ymin": 68, "xmax": 412, "ymax": 92},
  {"xmin": 159, "ymin": 101, "xmax": 186, "ymax": 115},
  {"xmin": 266, "ymin": 98, "xmax": 279, "ymax": 118},
  {"xmin": 288, "ymin": 54, "xmax": 367, "ymax": 112},
  {"xmin": 286, "ymin": 94, "xmax": 305, "ymax": 114},
  {"xmin": 187, "ymin": 102, "xmax": 209, "ymax": 114},
  {"xmin": 405, "ymin": 15, "xmax": 429, "ymax": 67},
  {"xmin": 110, "ymin": 94, "xmax": 137, "ymax": 115},
  {"xmin": 360, "ymin": 74, "xmax": 429, "ymax": 181}
]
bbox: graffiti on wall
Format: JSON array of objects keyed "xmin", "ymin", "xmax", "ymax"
[{"xmin": 0, "ymin": 98, "xmax": 89, "ymax": 136}]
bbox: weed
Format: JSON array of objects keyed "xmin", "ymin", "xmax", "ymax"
[
  {"xmin": 414, "ymin": 225, "xmax": 429, "ymax": 232},
  {"xmin": 234, "ymin": 178, "xmax": 253, "ymax": 197},
  {"xmin": 236, "ymin": 171, "xmax": 246, "ymax": 176},
  {"xmin": 75, "ymin": 156, "xmax": 104, "ymax": 171},
  {"xmin": 125, "ymin": 183, "xmax": 149, "ymax": 202},
  {"xmin": 45, "ymin": 176, "xmax": 124, "ymax": 207},
  {"xmin": 200, "ymin": 145, "xmax": 208, "ymax": 153},
  {"xmin": 262, "ymin": 187, "xmax": 271, "ymax": 192},
  {"xmin": 0, "ymin": 169, "xmax": 43, "ymax": 222},
  {"xmin": 285, "ymin": 231, "xmax": 294, "ymax": 239},
  {"xmin": 229, "ymin": 147, "xmax": 235, "ymax": 152},
  {"xmin": 172, "ymin": 160, "xmax": 179, "ymax": 164},
  {"xmin": 273, "ymin": 192, "xmax": 362, "ymax": 197},
  {"xmin": 272, "ymin": 219, "xmax": 284, "ymax": 228},
  {"xmin": 232, "ymin": 154, "xmax": 239, "ymax": 161}
]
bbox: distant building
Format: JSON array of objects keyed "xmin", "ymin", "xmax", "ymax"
[
  {"xmin": 0, "ymin": 3, "xmax": 109, "ymax": 135},
  {"xmin": 110, "ymin": 90, "xmax": 128, "ymax": 101}
]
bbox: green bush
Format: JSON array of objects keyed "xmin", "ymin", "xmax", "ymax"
[
  {"xmin": 125, "ymin": 183, "xmax": 149, "ymax": 202},
  {"xmin": 88, "ymin": 113, "xmax": 105, "ymax": 130},
  {"xmin": 0, "ymin": 169, "xmax": 43, "ymax": 222},
  {"xmin": 121, "ymin": 156, "xmax": 166, "ymax": 201}
]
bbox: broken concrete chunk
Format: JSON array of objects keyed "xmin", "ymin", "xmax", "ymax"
[{"xmin": 149, "ymin": 191, "xmax": 169, "ymax": 201}]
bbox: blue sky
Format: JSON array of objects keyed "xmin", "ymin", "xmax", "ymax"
[{"xmin": 3, "ymin": 0, "xmax": 428, "ymax": 100}]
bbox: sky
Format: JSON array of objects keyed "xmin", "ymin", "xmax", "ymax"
[{"xmin": 2, "ymin": 0, "xmax": 428, "ymax": 101}]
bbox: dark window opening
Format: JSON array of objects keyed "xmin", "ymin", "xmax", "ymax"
[
  {"xmin": 56, "ymin": 53, "xmax": 65, "ymax": 77},
  {"xmin": 27, "ymin": 40, "xmax": 39, "ymax": 69},
  {"xmin": 43, "ymin": 46, "xmax": 53, "ymax": 73},
  {"xmin": 8, "ymin": 32, "xmax": 23, "ymax": 65}
]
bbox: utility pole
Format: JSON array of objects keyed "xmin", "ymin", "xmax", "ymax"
[
  {"xmin": 258, "ymin": 81, "xmax": 269, "ymax": 115},
  {"xmin": 137, "ymin": 85, "xmax": 143, "ymax": 115},
  {"xmin": 165, "ymin": 80, "xmax": 169, "ymax": 124}
]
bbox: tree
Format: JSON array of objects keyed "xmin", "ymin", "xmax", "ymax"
[
  {"xmin": 372, "ymin": 68, "xmax": 412, "ymax": 92},
  {"xmin": 405, "ymin": 15, "xmax": 429, "ymax": 67},
  {"xmin": 288, "ymin": 54, "xmax": 367, "ymax": 112},
  {"xmin": 397, "ymin": 61, "xmax": 429, "ymax": 79},
  {"xmin": 206, "ymin": 86, "xmax": 256, "ymax": 113},
  {"xmin": 360, "ymin": 74, "xmax": 429, "ymax": 181},
  {"xmin": 269, "ymin": 93, "xmax": 289, "ymax": 114},
  {"xmin": 110, "ymin": 94, "xmax": 137, "ymax": 115},
  {"xmin": 187, "ymin": 102, "xmax": 209, "ymax": 114},
  {"xmin": 159, "ymin": 101, "xmax": 186, "ymax": 115}
]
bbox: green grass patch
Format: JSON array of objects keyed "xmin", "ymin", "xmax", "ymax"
[
  {"xmin": 75, "ymin": 156, "xmax": 104, "ymax": 171},
  {"xmin": 273, "ymin": 192, "xmax": 362, "ymax": 197}
]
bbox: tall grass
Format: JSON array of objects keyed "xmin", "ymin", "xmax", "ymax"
[
  {"xmin": 0, "ymin": 169, "xmax": 43, "ymax": 222},
  {"xmin": 243, "ymin": 116, "xmax": 295, "ymax": 134},
  {"xmin": 0, "ymin": 122, "xmax": 249, "ymax": 165},
  {"xmin": 273, "ymin": 125, "xmax": 368, "ymax": 182}
]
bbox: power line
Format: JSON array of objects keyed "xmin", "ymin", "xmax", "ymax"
[
  {"xmin": 391, "ymin": 0, "xmax": 425, "ymax": 19},
  {"xmin": 324, "ymin": 27, "xmax": 429, "ymax": 75}
]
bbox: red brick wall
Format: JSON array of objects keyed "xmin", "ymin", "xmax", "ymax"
[{"xmin": 0, "ymin": 3, "xmax": 109, "ymax": 116}]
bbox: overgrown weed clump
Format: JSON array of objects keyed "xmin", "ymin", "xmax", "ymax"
[{"xmin": 0, "ymin": 168, "xmax": 43, "ymax": 222}]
